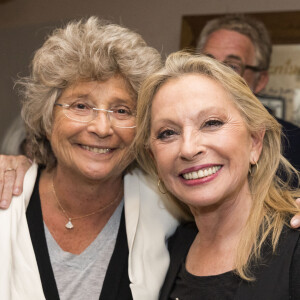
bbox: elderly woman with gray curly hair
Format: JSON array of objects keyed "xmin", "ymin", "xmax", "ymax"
[{"xmin": 0, "ymin": 17, "xmax": 180, "ymax": 300}]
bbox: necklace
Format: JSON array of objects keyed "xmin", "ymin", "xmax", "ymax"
[{"xmin": 52, "ymin": 175, "xmax": 123, "ymax": 230}]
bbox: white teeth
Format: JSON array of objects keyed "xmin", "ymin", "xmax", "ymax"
[
  {"xmin": 182, "ymin": 166, "xmax": 221, "ymax": 180},
  {"xmin": 81, "ymin": 145, "xmax": 111, "ymax": 154}
]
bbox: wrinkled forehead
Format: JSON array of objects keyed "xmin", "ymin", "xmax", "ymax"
[
  {"xmin": 202, "ymin": 29, "xmax": 256, "ymax": 65},
  {"xmin": 58, "ymin": 74, "xmax": 137, "ymax": 107}
]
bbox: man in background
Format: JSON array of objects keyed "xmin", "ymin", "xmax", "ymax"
[{"xmin": 197, "ymin": 14, "xmax": 300, "ymax": 170}]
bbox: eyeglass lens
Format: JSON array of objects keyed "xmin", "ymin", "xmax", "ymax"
[{"xmin": 63, "ymin": 105, "xmax": 136, "ymax": 128}]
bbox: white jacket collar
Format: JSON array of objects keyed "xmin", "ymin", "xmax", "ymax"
[{"xmin": 124, "ymin": 169, "xmax": 179, "ymax": 300}]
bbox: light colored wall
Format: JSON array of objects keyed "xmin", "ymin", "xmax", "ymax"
[{"xmin": 1, "ymin": 0, "xmax": 300, "ymax": 147}]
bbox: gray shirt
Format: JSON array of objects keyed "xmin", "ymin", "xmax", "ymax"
[{"xmin": 44, "ymin": 200, "xmax": 123, "ymax": 300}]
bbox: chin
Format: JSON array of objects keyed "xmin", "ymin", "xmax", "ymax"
[{"xmin": 175, "ymin": 191, "xmax": 222, "ymax": 209}]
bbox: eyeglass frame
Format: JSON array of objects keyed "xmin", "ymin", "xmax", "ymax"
[
  {"xmin": 223, "ymin": 59, "xmax": 266, "ymax": 76},
  {"xmin": 54, "ymin": 103, "xmax": 136, "ymax": 129},
  {"xmin": 205, "ymin": 54, "xmax": 266, "ymax": 76}
]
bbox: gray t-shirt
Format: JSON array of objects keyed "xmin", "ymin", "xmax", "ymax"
[{"xmin": 44, "ymin": 200, "xmax": 123, "ymax": 300}]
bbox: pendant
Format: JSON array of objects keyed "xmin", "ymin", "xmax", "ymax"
[{"xmin": 65, "ymin": 219, "xmax": 74, "ymax": 229}]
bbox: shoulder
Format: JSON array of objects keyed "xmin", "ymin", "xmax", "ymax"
[
  {"xmin": 277, "ymin": 117, "xmax": 300, "ymax": 133},
  {"xmin": 2, "ymin": 163, "xmax": 38, "ymax": 213},
  {"xmin": 275, "ymin": 117, "xmax": 300, "ymax": 145},
  {"xmin": 276, "ymin": 117, "xmax": 300, "ymax": 169},
  {"xmin": 124, "ymin": 168, "xmax": 157, "ymax": 194},
  {"xmin": 290, "ymin": 228, "xmax": 300, "ymax": 273},
  {"xmin": 287, "ymin": 228, "xmax": 300, "ymax": 299},
  {"xmin": 23, "ymin": 163, "xmax": 39, "ymax": 206}
]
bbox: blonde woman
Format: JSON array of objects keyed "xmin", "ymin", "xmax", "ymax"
[{"xmin": 134, "ymin": 52, "xmax": 300, "ymax": 299}]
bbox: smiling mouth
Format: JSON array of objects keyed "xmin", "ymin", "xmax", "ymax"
[
  {"xmin": 80, "ymin": 145, "xmax": 112, "ymax": 154},
  {"xmin": 182, "ymin": 166, "xmax": 222, "ymax": 180}
]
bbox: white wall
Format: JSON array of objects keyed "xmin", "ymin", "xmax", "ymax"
[{"xmin": 1, "ymin": 0, "xmax": 300, "ymax": 145}]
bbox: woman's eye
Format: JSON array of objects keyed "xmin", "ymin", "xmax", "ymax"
[
  {"xmin": 227, "ymin": 63, "xmax": 240, "ymax": 73},
  {"xmin": 70, "ymin": 102, "xmax": 90, "ymax": 111},
  {"xmin": 111, "ymin": 106, "xmax": 135, "ymax": 120},
  {"xmin": 203, "ymin": 119, "xmax": 224, "ymax": 128},
  {"xmin": 112, "ymin": 108, "xmax": 131, "ymax": 115},
  {"xmin": 157, "ymin": 129, "xmax": 177, "ymax": 140}
]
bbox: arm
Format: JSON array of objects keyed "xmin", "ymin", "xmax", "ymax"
[{"xmin": 0, "ymin": 155, "xmax": 31, "ymax": 208}]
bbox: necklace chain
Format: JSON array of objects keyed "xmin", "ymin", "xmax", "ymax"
[{"xmin": 52, "ymin": 174, "xmax": 122, "ymax": 229}]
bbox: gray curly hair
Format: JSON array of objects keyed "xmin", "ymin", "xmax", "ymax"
[
  {"xmin": 197, "ymin": 14, "xmax": 272, "ymax": 71},
  {"xmin": 19, "ymin": 16, "xmax": 162, "ymax": 169}
]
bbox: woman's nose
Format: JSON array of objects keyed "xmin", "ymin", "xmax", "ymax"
[
  {"xmin": 86, "ymin": 110, "xmax": 113, "ymax": 137},
  {"xmin": 179, "ymin": 132, "xmax": 204, "ymax": 160}
]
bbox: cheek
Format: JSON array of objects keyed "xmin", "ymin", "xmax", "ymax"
[
  {"xmin": 122, "ymin": 130, "xmax": 136, "ymax": 146},
  {"xmin": 49, "ymin": 126, "xmax": 68, "ymax": 159},
  {"xmin": 49, "ymin": 116, "xmax": 79, "ymax": 153},
  {"xmin": 242, "ymin": 73, "xmax": 256, "ymax": 90},
  {"xmin": 50, "ymin": 118, "xmax": 69, "ymax": 142},
  {"xmin": 151, "ymin": 143, "xmax": 177, "ymax": 178},
  {"xmin": 222, "ymin": 135, "xmax": 253, "ymax": 174}
]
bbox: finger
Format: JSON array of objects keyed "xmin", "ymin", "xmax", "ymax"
[
  {"xmin": 0, "ymin": 155, "xmax": 31, "ymax": 209},
  {"xmin": 13, "ymin": 158, "xmax": 32, "ymax": 195},
  {"xmin": 0, "ymin": 169, "xmax": 17, "ymax": 209},
  {"xmin": 0, "ymin": 155, "xmax": 16, "ymax": 205},
  {"xmin": 291, "ymin": 199, "xmax": 300, "ymax": 228}
]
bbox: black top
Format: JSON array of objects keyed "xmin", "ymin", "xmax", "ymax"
[
  {"xmin": 169, "ymin": 264, "xmax": 240, "ymax": 300},
  {"xmin": 26, "ymin": 168, "xmax": 133, "ymax": 300},
  {"xmin": 269, "ymin": 113, "xmax": 300, "ymax": 171},
  {"xmin": 160, "ymin": 222, "xmax": 300, "ymax": 300}
]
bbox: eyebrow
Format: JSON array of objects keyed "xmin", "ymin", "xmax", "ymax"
[
  {"xmin": 152, "ymin": 106, "xmax": 226, "ymax": 125},
  {"xmin": 60, "ymin": 93, "xmax": 136, "ymax": 108},
  {"xmin": 204, "ymin": 53, "xmax": 216, "ymax": 59},
  {"xmin": 61, "ymin": 94, "xmax": 89, "ymax": 100},
  {"xmin": 224, "ymin": 55, "xmax": 243, "ymax": 62}
]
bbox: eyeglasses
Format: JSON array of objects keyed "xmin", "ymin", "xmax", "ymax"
[
  {"xmin": 55, "ymin": 102, "xmax": 136, "ymax": 129},
  {"xmin": 223, "ymin": 59, "xmax": 265, "ymax": 76}
]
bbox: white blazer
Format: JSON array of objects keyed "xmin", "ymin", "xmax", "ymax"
[{"xmin": 0, "ymin": 164, "xmax": 179, "ymax": 300}]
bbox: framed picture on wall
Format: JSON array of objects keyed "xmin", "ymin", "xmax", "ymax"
[{"xmin": 257, "ymin": 95, "xmax": 286, "ymax": 119}]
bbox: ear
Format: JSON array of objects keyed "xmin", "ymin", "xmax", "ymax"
[
  {"xmin": 250, "ymin": 128, "xmax": 265, "ymax": 164},
  {"xmin": 254, "ymin": 71, "xmax": 269, "ymax": 94}
]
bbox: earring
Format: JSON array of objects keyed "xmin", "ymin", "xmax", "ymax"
[
  {"xmin": 249, "ymin": 160, "xmax": 259, "ymax": 175},
  {"xmin": 157, "ymin": 178, "xmax": 167, "ymax": 194}
]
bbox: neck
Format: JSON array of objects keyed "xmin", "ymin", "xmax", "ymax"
[
  {"xmin": 191, "ymin": 186, "xmax": 252, "ymax": 248},
  {"xmin": 47, "ymin": 165, "xmax": 124, "ymax": 216}
]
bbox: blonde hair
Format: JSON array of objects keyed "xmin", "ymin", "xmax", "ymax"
[
  {"xmin": 18, "ymin": 16, "xmax": 162, "ymax": 169},
  {"xmin": 134, "ymin": 51, "xmax": 300, "ymax": 280}
]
